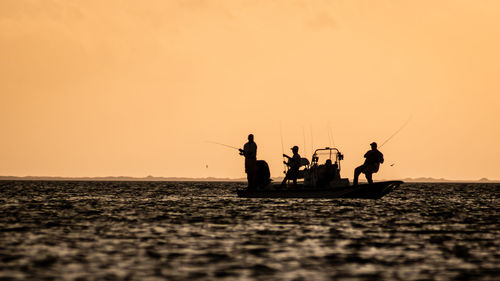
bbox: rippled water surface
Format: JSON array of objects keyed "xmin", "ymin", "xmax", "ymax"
[{"xmin": 0, "ymin": 181, "xmax": 498, "ymax": 280}]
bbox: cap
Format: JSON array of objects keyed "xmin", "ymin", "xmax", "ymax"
[
  {"xmin": 291, "ymin": 146, "xmax": 299, "ymax": 151},
  {"xmin": 370, "ymin": 142, "xmax": 377, "ymax": 147}
]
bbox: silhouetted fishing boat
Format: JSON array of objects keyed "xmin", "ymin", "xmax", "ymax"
[
  {"xmin": 237, "ymin": 180, "xmax": 403, "ymax": 199},
  {"xmin": 237, "ymin": 147, "xmax": 403, "ymax": 199}
]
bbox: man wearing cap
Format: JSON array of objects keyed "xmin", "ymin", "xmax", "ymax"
[
  {"xmin": 281, "ymin": 146, "xmax": 301, "ymax": 187},
  {"xmin": 353, "ymin": 142, "xmax": 384, "ymax": 185},
  {"xmin": 239, "ymin": 134, "xmax": 257, "ymax": 189}
]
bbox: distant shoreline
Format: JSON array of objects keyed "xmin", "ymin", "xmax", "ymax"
[
  {"xmin": 0, "ymin": 176, "xmax": 246, "ymax": 182},
  {"xmin": 0, "ymin": 176, "xmax": 498, "ymax": 183}
]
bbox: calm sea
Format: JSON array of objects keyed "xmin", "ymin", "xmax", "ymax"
[{"xmin": 0, "ymin": 181, "xmax": 498, "ymax": 280}]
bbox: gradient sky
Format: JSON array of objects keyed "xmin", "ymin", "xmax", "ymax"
[{"xmin": 1, "ymin": 1, "xmax": 499, "ymax": 180}]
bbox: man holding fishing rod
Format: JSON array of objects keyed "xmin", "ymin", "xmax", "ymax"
[
  {"xmin": 239, "ymin": 134, "xmax": 257, "ymax": 189},
  {"xmin": 353, "ymin": 142, "xmax": 384, "ymax": 185},
  {"xmin": 352, "ymin": 116, "xmax": 411, "ymax": 185}
]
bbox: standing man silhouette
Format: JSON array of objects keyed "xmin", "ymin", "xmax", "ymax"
[
  {"xmin": 353, "ymin": 142, "xmax": 384, "ymax": 185},
  {"xmin": 239, "ymin": 134, "xmax": 257, "ymax": 189}
]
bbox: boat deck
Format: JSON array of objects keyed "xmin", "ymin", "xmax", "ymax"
[{"xmin": 237, "ymin": 181, "xmax": 403, "ymax": 199}]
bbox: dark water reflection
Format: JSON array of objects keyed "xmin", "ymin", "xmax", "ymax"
[{"xmin": 0, "ymin": 181, "xmax": 498, "ymax": 280}]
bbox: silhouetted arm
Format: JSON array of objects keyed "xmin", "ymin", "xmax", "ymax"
[{"xmin": 282, "ymin": 154, "xmax": 292, "ymax": 166}]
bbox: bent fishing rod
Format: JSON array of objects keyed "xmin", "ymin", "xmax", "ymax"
[{"xmin": 379, "ymin": 115, "xmax": 412, "ymax": 148}]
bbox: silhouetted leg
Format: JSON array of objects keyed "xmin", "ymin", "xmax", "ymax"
[
  {"xmin": 282, "ymin": 169, "xmax": 296, "ymax": 186},
  {"xmin": 247, "ymin": 173, "xmax": 253, "ymax": 189},
  {"xmin": 353, "ymin": 165, "xmax": 363, "ymax": 185},
  {"xmin": 246, "ymin": 163, "xmax": 257, "ymax": 189},
  {"xmin": 281, "ymin": 176, "xmax": 288, "ymax": 186},
  {"xmin": 365, "ymin": 173, "xmax": 373, "ymax": 184},
  {"xmin": 252, "ymin": 173, "xmax": 258, "ymax": 188}
]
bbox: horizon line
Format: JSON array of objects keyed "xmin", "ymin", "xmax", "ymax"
[{"xmin": 0, "ymin": 175, "xmax": 498, "ymax": 183}]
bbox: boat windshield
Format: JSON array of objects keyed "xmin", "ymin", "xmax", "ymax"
[{"xmin": 312, "ymin": 148, "xmax": 342, "ymax": 166}]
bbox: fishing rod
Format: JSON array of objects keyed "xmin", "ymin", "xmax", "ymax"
[
  {"xmin": 327, "ymin": 125, "xmax": 332, "ymax": 147},
  {"xmin": 329, "ymin": 122, "xmax": 335, "ymax": 148},
  {"xmin": 379, "ymin": 115, "xmax": 412, "ymax": 148},
  {"xmin": 327, "ymin": 122, "xmax": 336, "ymax": 148},
  {"xmin": 205, "ymin": 141, "xmax": 240, "ymax": 150},
  {"xmin": 309, "ymin": 125, "xmax": 314, "ymax": 155},
  {"xmin": 280, "ymin": 123, "xmax": 288, "ymax": 174},
  {"xmin": 303, "ymin": 126, "xmax": 307, "ymax": 157}
]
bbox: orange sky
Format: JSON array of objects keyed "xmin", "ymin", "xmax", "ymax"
[{"xmin": 1, "ymin": 1, "xmax": 499, "ymax": 180}]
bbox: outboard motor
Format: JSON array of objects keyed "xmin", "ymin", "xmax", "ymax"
[{"xmin": 255, "ymin": 160, "xmax": 271, "ymax": 187}]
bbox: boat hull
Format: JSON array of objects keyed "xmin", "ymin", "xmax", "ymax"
[{"xmin": 236, "ymin": 181, "xmax": 403, "ymax": 199}]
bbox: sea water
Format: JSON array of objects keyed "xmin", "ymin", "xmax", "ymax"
[{"xmin": 0, "ymin": 181, "xmax": 498, "ymax": 280}]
